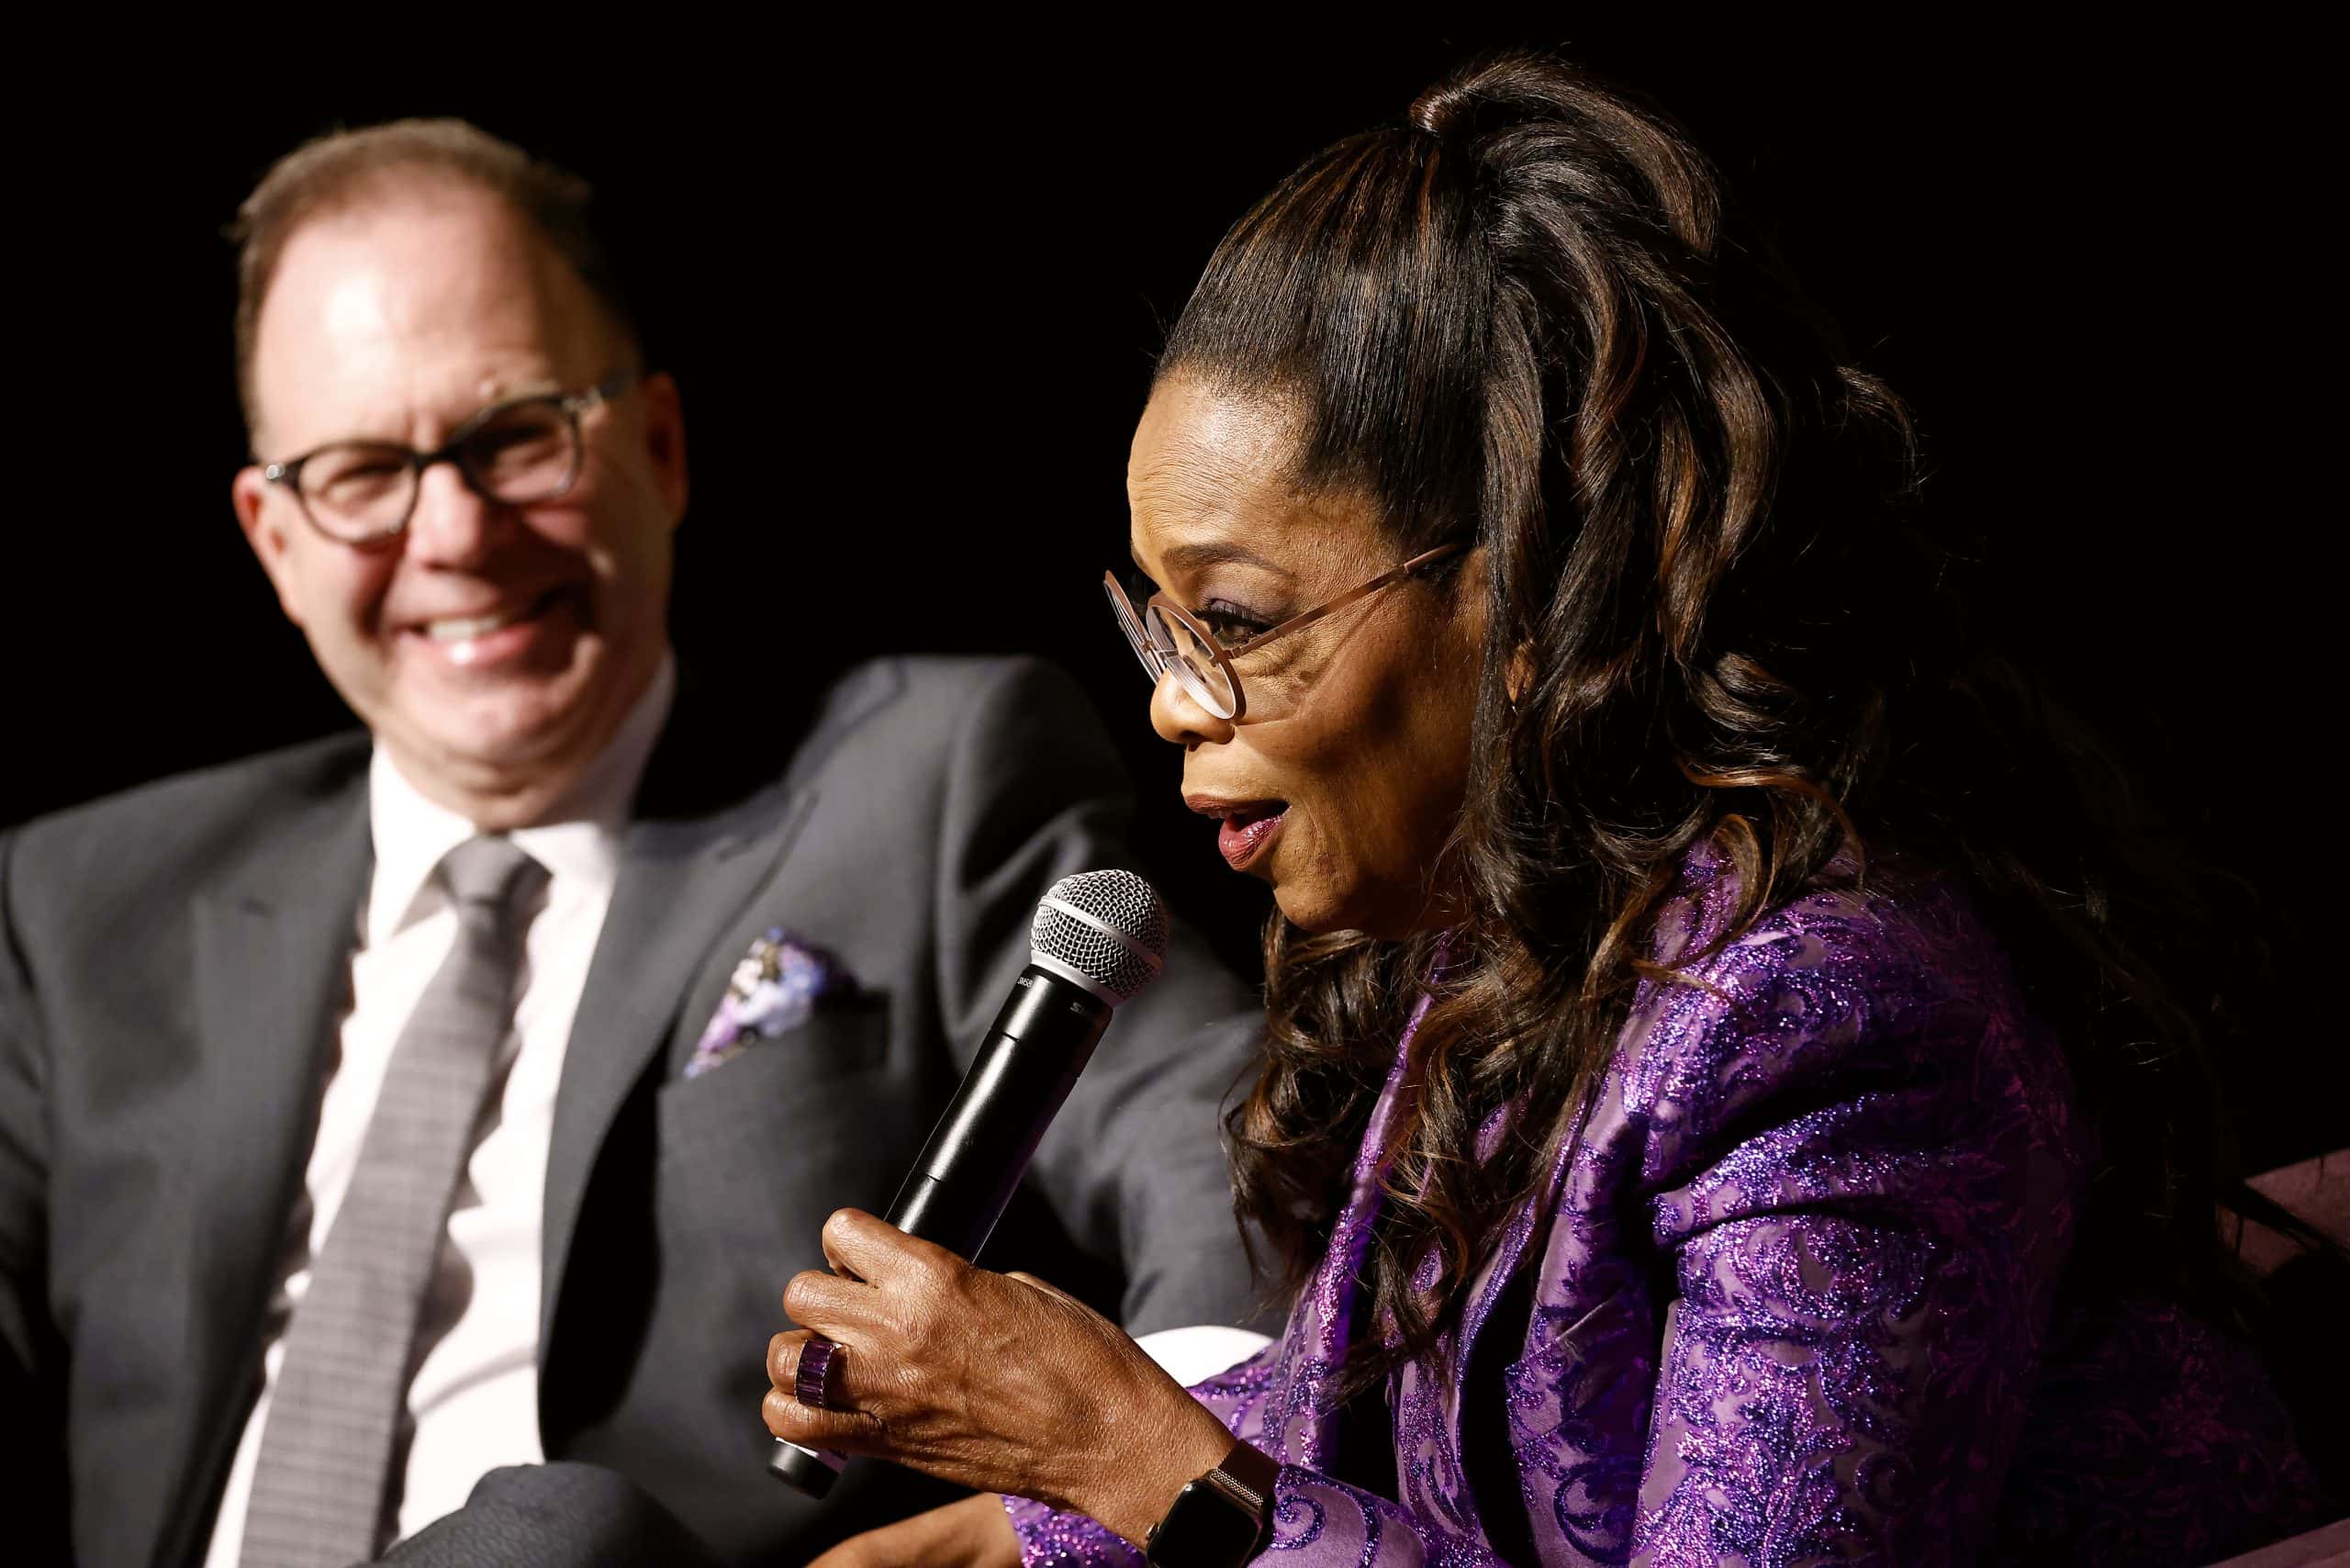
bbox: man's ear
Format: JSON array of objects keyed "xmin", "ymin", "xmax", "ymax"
[
  {"xmin": 637, "ymin": 371, "xmax": 689, "ymax": 529},
  {"xmin": 232, "ymin": 466, "xmax": 307, "ymax": 627}
]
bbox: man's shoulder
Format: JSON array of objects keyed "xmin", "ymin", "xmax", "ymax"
[
  {"xmin": 817, "ymin": 653, "xmax": 1092, "ymax": 735},
  {"xmin": 3, "ymin": 731, "xmax": 371, "ymax": 900},
  {"xmin": 789, "ymin": 654, "xmax": 1104, "ymax": 780}
]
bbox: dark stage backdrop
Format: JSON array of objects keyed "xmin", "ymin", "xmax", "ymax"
[{"xmin": 6, "ymin": 28, "xmax": 2333, "ymax": 1169}]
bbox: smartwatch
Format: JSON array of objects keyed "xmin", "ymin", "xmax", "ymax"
[{"xmin": 1145, "ymin": 1439, "xmax": 1281, "ymax": 1567}]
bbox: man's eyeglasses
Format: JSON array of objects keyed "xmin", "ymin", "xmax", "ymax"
[
  {"xmin": 1103, "ymin": 542, "xmax": 1468, "ymax": 722},
  {"xmin": 260, "ymin": 369, "xmax": 640, "ymax": 544}
]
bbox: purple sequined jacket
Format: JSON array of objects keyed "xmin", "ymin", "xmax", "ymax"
[{"xmin": 1008, "ymin": 847, "xmax": 2318, "ymax": 1565}]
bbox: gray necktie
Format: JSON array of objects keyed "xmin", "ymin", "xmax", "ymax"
[{"xmin": 241, "ymin": 835, "xmax": 549, "ymax": 1568}]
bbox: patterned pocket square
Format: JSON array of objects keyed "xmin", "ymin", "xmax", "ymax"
[{"xmin": 684, "ymin": 928, "xmax": 858, "ymax": 1079}]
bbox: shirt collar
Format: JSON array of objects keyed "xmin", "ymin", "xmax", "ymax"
[{"xmin": 364, "ymin": 652, "xmax": 678, "ymax": 945}]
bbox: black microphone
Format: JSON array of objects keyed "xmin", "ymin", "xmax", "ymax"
[{"xmin": 768, "ymin": 868, "xmax": 1170, "ymax": 1497}]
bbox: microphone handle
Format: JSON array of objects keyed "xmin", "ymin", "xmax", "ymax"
[
  {"xmin": 887, "ymin": 966, "xmax": 1110, "ymax": 1249},
  {"xmin": 768, "ymin": 966, "xmax": 1113, "ymax": 1495}
]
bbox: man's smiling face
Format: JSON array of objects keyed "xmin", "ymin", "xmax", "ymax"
[{"xmin": 232, "ymin": 175, "xmax": 688, "ymax": 826}]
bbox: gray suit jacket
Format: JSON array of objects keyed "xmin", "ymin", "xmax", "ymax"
[{"xmin": 0, "ymin": 655, "xmax": 1265, "ymax": 1567}]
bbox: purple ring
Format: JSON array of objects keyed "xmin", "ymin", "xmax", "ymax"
[{"xmin": 795, "ymin": 1338, "xmax": 844, "ymax": 1410}]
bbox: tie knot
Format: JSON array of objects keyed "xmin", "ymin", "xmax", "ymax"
[{"xmin": 436, "ymin": 836, "xmax": 548, "ymax": 925}]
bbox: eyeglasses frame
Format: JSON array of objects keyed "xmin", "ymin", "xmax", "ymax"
[
  {"xmin": 1104, "ymin": 541, "xmax": 1469, "ymax": 722},
  {"xmin": 259, "ymin": 368, "xmax": 642, "ymax": 544}
]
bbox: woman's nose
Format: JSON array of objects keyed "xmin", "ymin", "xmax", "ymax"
[{"xmin": 1148, "ymin": 668, "xmax": 1235, "ymax": 747}]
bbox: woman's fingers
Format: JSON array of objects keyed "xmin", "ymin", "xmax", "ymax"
[
  {"xmin": 765, "ymin": 1328, "xmax": 852, "ymax": 1399},
  {"xmin": 763, "ymin": 1327, "xmax": 897, "ymax": 1455},
  {"xmin": 767, "ymin": 1328, "xmax": 876, "ymax": 1412},
  {"xmin": 766, "ymin": 1327, "xmax": 812, "ymax": 1391},
  {"xmin": 761, "ymin": 1381, "xmax": 885, "ymax": 1450},
  {"xmin": 820, "ymin": 1206, "xmax": 968, "ymax": 1285},
  {"xmin": 780, "ymin": 1263, "xmax": 879, "ymax": 1338}
]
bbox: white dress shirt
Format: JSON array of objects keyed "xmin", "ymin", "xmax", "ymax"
[{"xmin": 205, "ymin": 658, "xmax": 676, "ymax": 1564}]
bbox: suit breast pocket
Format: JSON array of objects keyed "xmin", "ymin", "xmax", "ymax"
[
  {"xmin": 652, "ymin": 995, "xmax": 923, "ymax": 1244},
  {"xmin": 657, "ymin": 992, "xmax": 892, "ymax": 1138}
]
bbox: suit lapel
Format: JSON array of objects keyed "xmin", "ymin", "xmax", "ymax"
[
  {"xmin": 157, "ymin": 761, "xmax": 373, "ymax": 1567},
  {"xmin": 536, "ymin": 780, "xmax": 815, "ymax": 1350},
  {"xmin": 535, "ymin": 661, "xmax": 902, "ymax": 1380}
]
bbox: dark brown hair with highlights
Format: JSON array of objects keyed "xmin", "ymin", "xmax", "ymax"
[
  {"xmin": 229, "ymin": 118, "xmax": 639, "ymax": 435},
  {"xmin": 1160, "ymin": 51, "xmax": 2248, "ymax": 1389}
]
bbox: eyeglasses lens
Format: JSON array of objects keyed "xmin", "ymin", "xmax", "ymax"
[
  {"xmin": 300, "ymin": 445, "xmax": 417, "ymax": 541},
  {"xmin": 459, "ymin": 401, "xmax": 579, "ymax": 502},
  {"xmin": 1145, "ymin": 605, "xmax": 1238, "ymax": 720},
  {"xmin": 1105, "ymin": 579, "xmax": 1160, "ymax": 683}
]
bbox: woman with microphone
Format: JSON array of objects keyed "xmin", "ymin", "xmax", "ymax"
[{"xmin": 771, "ymin": 50, "xmax": 2319, "ymax": 1566}]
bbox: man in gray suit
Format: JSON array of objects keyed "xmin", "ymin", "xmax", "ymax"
[{"xmin": 0, "ymin": 121, "xmax": 1261, "ymax": 1566}]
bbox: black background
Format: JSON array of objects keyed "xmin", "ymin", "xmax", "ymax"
[{"xmin": 6, "ymin": 26, "xmax": 2333, "ymax": 1169}]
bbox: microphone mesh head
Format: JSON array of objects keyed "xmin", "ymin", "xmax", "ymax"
[{"xmin": 1030, "ymin": 869, "xmax": 1169, "ymax": 1007}]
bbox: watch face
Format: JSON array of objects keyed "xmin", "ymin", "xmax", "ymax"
[{"xmin": 1152, "ymin": 1478, "xmax": 1264, "ymax": 1566}]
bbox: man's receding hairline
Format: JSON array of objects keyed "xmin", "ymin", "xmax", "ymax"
[
  {"xmin": 274, "ymin": 162, "xmax": 512, "ymax": 230},
  {"xmin": 244, "ymin": 167, "xmax": 634, "ymax": 448},
  {"xmin": 252, "ymin": 166, "xmax": 590, "ymax": 329},
  {"xmin": 233, "ymin": 120, "xmax": 642, "ymax": 437}
]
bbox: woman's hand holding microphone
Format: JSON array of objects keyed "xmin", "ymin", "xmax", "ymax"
[{"xmin": 767, "ymin": 1207, "xmax": 1239, "ymax": 1551}]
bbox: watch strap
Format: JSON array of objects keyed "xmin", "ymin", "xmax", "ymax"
[
  {"xmin": 1146, "ymin": 1439, "xmax": 1281, "ymax": 1566},
  {"xmin": 1203, "ymin": 1439, "xmax": 1281, "ymax": 1523}
]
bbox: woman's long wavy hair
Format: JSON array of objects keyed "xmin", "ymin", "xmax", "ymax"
[{"xmin": 1159, "ymin": 51, "xmax": 2253, "ymax": 1390}]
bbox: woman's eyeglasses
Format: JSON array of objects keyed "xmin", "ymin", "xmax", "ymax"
[{"xmin": 1103, "ymin": 542, "xmax": 1468, "ymax": 722}]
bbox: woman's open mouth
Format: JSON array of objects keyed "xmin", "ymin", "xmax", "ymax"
[{"xmin": 1215, "ymin": 803, "xmax": 1288, "ymax": 870}]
